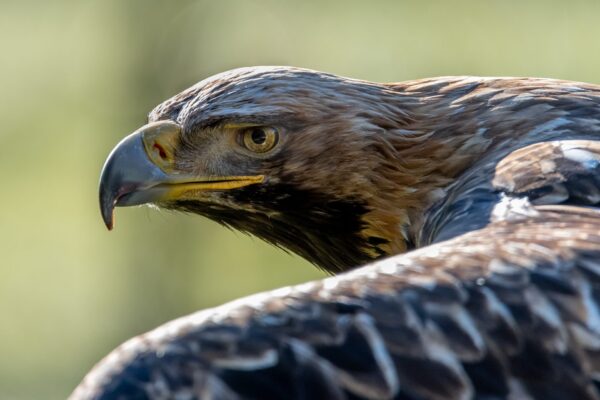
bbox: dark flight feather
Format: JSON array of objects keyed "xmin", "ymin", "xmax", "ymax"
[{"xmin": 72, "ymin": 206, "xmax": 600, "ymax": 400}]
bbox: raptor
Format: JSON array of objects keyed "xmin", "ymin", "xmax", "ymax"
[{"xmin": 75, "ymin": 67, "xmax": 600, "ymax": 399}]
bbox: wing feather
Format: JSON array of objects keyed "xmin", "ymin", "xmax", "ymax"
[
  {"xmin": 71, "ymin": 206, "xmax": 600, "ymax": 400},
  {"xmin": 493, "ymin": 140, "xmax": 600, "ymax": 207}
]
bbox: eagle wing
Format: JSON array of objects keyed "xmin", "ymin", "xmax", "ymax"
[
  {"xmin": 72, "ymin": 140, "xmax": 600, "ymax": 400},
  {"xmin": 493, "ymin": 140, "xmax": 600, "ymax": 207}
]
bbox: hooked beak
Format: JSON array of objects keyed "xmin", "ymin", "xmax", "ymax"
[{"xmin": 98, "ymin": 120, "xmax": 264, "ymax": 230}]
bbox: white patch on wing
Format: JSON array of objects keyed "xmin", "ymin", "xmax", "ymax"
[
  {"xmin": 379, "ymin": 259, "xmax": 400, "ymax": 275},
  {"xmin": 539, "ymin": 159, "xmax": 556, "ymax": 174},
  {"xmin": 211, "ymin": 349, "xmax": 279, "ymax": 370},
  {"xmin": 559, "ymin": 145, "xmax": 600, "ymax": 170},
  {"xmin": 491, "ymin": 195, "xmax": 538, "ymax": 222},
  {"xmin": 322, "ymin": 277, "xmax": 340, "ymax": 291}
]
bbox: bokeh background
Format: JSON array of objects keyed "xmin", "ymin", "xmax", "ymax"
[{"xmin": 2, "ymin": 0, "xmax": 600, "ymax": 398}]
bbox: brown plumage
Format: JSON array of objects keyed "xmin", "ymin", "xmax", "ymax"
[{"xmin": 78, "ymin": 67, "xmax": 600, "ymax": 399}]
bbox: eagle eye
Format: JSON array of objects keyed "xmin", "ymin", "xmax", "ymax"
[{"xmin": 241, "ymin": 127, "xmax": 279, "ymax": 153}]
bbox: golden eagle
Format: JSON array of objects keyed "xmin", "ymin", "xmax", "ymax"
[{"xmin": 73, "ymin": 67, "xmax": 600, "ymax": 399}]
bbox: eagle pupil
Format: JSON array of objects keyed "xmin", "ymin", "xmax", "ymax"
[{"xmin": 251, "ymin": 129, "xmax": 267, "ymax": 144}]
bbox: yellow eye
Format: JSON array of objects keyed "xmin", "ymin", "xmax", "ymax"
[{"xmin": 242, "ymin": 127, "xmax": 279, "ymax": 153}]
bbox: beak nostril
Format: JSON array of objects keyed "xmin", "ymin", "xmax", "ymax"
[
  {"xmin": 153, "ymin": 142, "xmax": 168, "ymax": 160},
  {"xmin": 139, "ymin": 121, "xmax": 181, "ymax": 171}
]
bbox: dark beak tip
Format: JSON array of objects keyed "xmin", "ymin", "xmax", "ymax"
[
  {"xmin": 100, "ymin": 199, "xmax": 116, "ymax": 231},
  {"xmin": 99, "ymin": 178, "xmax": 117, "ymax": 231},
  {"xmin": 105, "ymin": 217, "xmax": 114, "ymax": 231}
]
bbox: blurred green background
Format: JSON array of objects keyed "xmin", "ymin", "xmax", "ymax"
[{"xmin": 2, "ymin": 0, "xmax": 600, "ymax": 398}]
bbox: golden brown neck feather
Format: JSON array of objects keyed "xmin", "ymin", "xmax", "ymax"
[
  {"xmin": 358, "ymin": 131, "xmax": 489, "ymax": 257},
  {"xmin": 346, "ymin": 76, "xmax": 600, "ymax": 257}
]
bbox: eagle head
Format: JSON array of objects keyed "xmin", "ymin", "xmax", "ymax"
[{"xmin": 99, "ymin": 67, "xmax": 436, "ymax": 273}]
